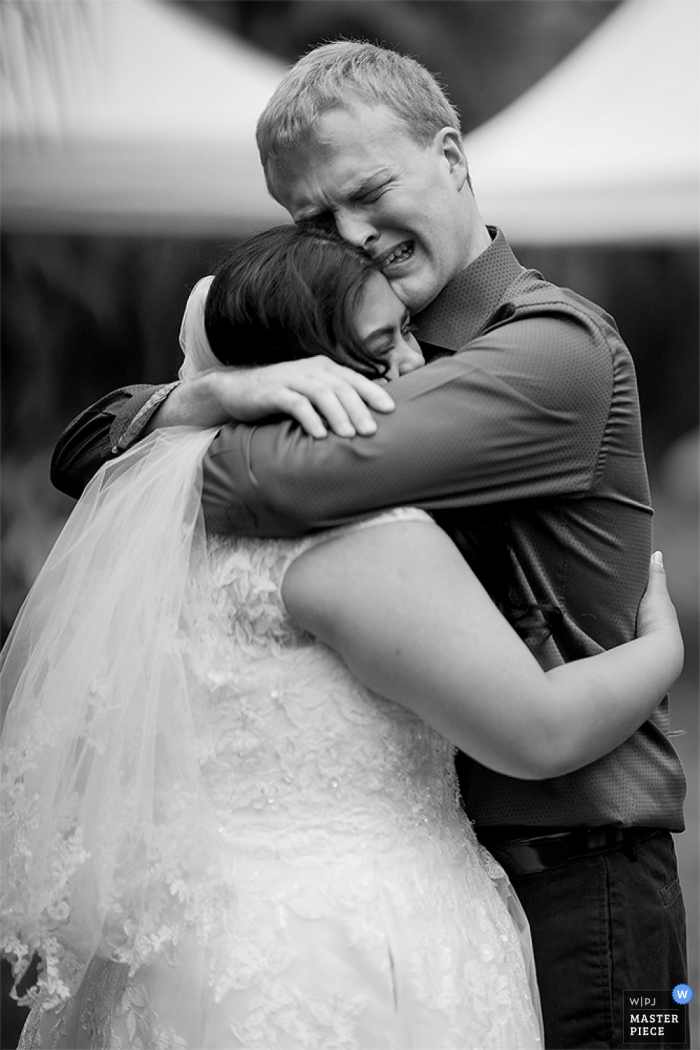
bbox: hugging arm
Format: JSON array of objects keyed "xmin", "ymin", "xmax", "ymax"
[
  {"xmin": 282, "ymin": 519, "xmax": 683, "ymax": 780},
  {"xmin": 201, "ymin": 315, "xmax": 612, "ymax": 535},
  {"xmin": 50, "ymin": 363, "xmax": 395, "ymax": 499}
]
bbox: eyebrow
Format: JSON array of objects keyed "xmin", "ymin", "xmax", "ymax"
[
  {"xmin": 296, "ymin": 169, "xmax": 396, "ymax": 221},
  {"xmin": 348, "ymin": 169, "xmax": 394, "ymax": 200}
]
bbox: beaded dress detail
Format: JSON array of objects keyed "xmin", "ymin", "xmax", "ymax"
[{"xmin": 16, "ymin": 507, "xmax": 542, "ymax": 1050}]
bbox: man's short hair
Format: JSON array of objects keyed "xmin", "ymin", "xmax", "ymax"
[{"xmin": 257, "ymin": 40, "xmax": 462, "ymax": 201}]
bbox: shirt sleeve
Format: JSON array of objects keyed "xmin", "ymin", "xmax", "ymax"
[
  {"xmin": 202, "ymin": 313, "xmax": 615, "ymax": 536},
  {"xmin": 50, "ymin": 383, "xmax": 178, "ymax": 498}
]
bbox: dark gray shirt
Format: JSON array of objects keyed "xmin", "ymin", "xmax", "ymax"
[{"xmin": 51, "ymin": 228, "xmax": 686, "ymax": 830}]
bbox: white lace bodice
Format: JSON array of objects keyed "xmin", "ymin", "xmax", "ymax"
[{"xmin": 195, "ymin": 509, "xmax": 468, "ymax": 860}]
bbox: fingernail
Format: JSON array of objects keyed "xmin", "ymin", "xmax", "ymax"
[{"xmin": 652, "ymin": 550, "xmax": 664, "ymax": 567}]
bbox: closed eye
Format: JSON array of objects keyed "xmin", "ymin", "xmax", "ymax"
[
  {"xmin": 356, "ymin": 188, "xmax": 385, "ymax": 204},
  {"xmin": 373, "ymin": 341, "xmax": 394, "ymax": 358},
  {"xmin": 353, "ymin": 175, "xmax": 393, "ymax": 205}
]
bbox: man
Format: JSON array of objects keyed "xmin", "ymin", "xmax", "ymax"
[{"xmin": 51, "ymin": 42, "xmax": 687, "ymax": 1048}]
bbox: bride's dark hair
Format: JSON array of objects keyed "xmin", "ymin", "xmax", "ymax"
[{"xmin": 205, "ymin": 223, "xmax": 389, "ymax": 378}]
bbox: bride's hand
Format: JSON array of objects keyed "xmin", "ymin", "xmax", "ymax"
[{"xmin": 636, "ymin": 553, "xmax": 684, "ymax": 675}]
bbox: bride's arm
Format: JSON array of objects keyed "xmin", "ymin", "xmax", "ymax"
[{"xmin": 282, "ymin": 519, "xmax": 683, "ymax": 780}]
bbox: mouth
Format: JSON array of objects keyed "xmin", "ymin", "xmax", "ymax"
[{"xmin": 378, "ymin": 241, "xmax": 415, "ymax": 273}]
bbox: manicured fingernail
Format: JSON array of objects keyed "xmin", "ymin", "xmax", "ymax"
[{"xmin": 652, "ymin": 551, "xmax": 664, "ymax": 567}]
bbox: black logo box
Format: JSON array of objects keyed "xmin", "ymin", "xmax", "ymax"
[{"xmin": 623, "ymin": 990, "xmax": 688, "ymax": 1046}]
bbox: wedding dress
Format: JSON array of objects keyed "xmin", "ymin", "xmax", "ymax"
[
  {"xmin": 4, "ymin": 280, "xmax": 543, "ymax": 1047},
  {"xmin": 9, "ymin": 476, "xmax": 542, "ymax": 1048}
]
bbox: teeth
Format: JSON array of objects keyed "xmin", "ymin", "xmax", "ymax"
[{"xmin": 385, "ymin": 243, "xmax": 413, "ymax": 267}]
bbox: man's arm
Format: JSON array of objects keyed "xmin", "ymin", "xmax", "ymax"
[
  {"xmin": 51, "ymin": 362, "xmax": 395, "ymax": 499},
  {"xmin": 50, "ymin": 385, "xmax": 167, "ymax": 499},
  {"xmin": 201, "ymin": 315, "xmax": 616, "ymax": 535}
]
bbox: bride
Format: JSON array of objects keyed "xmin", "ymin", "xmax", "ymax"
[{"xmin": 3, "ymin": 224, "xmax": 683, "ymax": 1050}]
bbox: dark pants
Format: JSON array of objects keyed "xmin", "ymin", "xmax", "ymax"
[{"xmin": 489, "ymin": 830, "xmax": 689, "ymax": 1049}]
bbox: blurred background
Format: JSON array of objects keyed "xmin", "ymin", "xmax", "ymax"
[{"xmin": 1, "ymin": 1, "xmax": 698, "ymax": 1046}]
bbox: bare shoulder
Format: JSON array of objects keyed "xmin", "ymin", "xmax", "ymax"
[{"xmin": 282, "ymin": 515, "xmax": 467, "ymax": 643}]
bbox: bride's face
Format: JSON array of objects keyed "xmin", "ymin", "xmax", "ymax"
[{"xmin": 352, "ymin": 271, "xmax": 425, "ymax": 381}]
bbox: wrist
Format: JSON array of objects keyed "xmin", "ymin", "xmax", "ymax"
[
  {"xmin": 155, "ymin": 372, "xmax": 229, "ymax": 429},
  {"xmin": 194, "ymin": 371, "xmax": 230, "ymax": 424}
]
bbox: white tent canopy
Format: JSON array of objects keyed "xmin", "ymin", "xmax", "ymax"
[
  {"xmin": 464, "ymin": 0, "xmax": 700, "ymax": 244},
  {"xmin": 1, "ymin": 0, "xmax": 698, "ymax": 242},
  {"xmin": 0, "ymin": 0, "xmax": 289, "ymax": 234}
]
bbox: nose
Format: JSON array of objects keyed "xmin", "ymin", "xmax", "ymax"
[
  {"xmin": 387, "ymin": 343, "xmax": 424, "ymax": 380},
  {"xmin": 398, "ymin": 345, "xmax": 425, "ymax": 376},
  {"xmin": 334, "ymin": 207, "xmax": 379, "ymax": 251}
]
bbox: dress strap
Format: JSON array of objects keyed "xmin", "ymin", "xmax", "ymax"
[{"xmin": 278, "ymin": 506, "xmax": 435, "ymax": 590}]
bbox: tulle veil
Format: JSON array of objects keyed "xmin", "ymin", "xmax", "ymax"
[{"xmin": 1, "ymin": 278, "xmax": 224, "ymax": 1006}]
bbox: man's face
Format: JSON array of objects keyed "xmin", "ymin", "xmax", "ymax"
[{"xmin": 270, "ymin": 103, "xmax": 473, "ymax": 312}]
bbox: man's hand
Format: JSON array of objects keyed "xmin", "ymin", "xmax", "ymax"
[{"xmin": 151, "ymin": 358, "xmax": 396, "ymax": 438}]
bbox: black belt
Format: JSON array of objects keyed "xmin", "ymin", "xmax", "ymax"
[{"xmin": 476, "ymin": 824, "xmax": 662, "ymax": 875}]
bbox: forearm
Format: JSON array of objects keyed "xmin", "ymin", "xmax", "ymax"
[
  {"xmin": 339, "ymin": 610, "xmax": 681, "ymax": 783},
  {"xmin": 154, "ymin": 359, "xmax": 395, "ymax": 439},
  {"xmin": 51, "ymin": 356, "xmax": 395, "ymax": 507},
  {"xmin": 349, "ymin": 627, "xmax": 681, "ymax": 782},
  {"xmin": 143, "ymin": 372, "xmax": 232, "ymax": 431},
  {"xmin": 284, "ymin": 522, "xmax": 681, "ymax": 782},
  {"xmin": 204, "ymin": 374, "xmax": 605, "ymax": 536},
  {"xmin": 539, "ymin": 630, "xmax": 684, "ymax": 777},
  {"xmin": 202, "ymin": 322, "xmax": 610, "ymax": 536}
]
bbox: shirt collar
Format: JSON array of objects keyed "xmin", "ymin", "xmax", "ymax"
[{"xmin": 414, "ymin": 227, "xmax": 524, "ymax": 352}]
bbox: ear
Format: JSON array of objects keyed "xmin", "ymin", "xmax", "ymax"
[{"xmin": 435, "ymin": 127, "xmax": 468, "ymax": 191}]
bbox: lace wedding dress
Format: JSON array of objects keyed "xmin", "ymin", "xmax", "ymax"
[{"xmin": 12, "ymin": 495, "xmax": 543, "ymax": 1049}]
